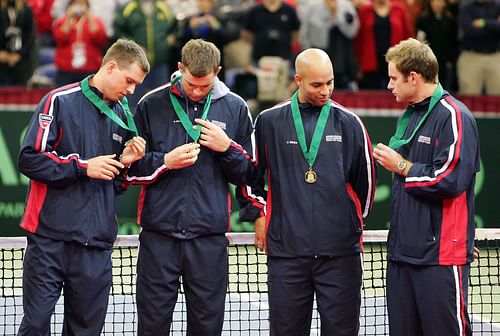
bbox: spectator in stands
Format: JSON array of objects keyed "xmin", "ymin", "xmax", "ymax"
[
  {"xmin": 16, "ymin": 38, "xmax": 149, "ymax": 336},
  {"xmin": 113, "ymin": 0, "xmax": 177, "ymax": 108},
  {"xmin": 28, "ymin": 0, "xmax": 55, "ymax": 47},
  {"xmin": 165, "ymin": 0, "xmax": 198, "ymax": 18},
  {"xmin": 416, "ymin": 0, "xmax": 459, "ymax": 91},
  {"xmin": 299, "ymin": 0, "xmax": 360, "ymax": 90},
  {"xmin": 239, "ymin": 0, "xmax": 300, "ymax": 103},
  {"xmin": 241, "ymin": 0, "xmax": 300, "ymax": 67},
  {"xmin": 51, "ymin": 0, "xmax": 128, "ymax": 38},
  {"xmin": 52, "ymin": 0, "xmax": 108, "ymax": 86},
  {"xmin": 242, "ymin": 48, "xmax": 376, "ymax": 335},
  {"xmin": 125, "ymin": 39, "xmax": 255, "ymax": 336},
  {"xmin": 374, "ymin": 37, "xmax": 479, "ymax": 336},
  {"xmin": 0, "ymin": 0, "xmax": 36, "ymax": 86},
  {"xmin": 177, "ymin": 0, "xmax": 229, "ymax": 81},
  {"xmin": 355, "ymin": 0, "xmax": 413, "ymax": 90},
  {"xmin": 457, "ymin": 0, "xmax": 500, "ymax": 96}
]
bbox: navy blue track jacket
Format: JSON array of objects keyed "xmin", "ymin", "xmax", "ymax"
[
  {"xmin": 388, "ymin": 92, "xmax": 480, "ymax": 266},
  {"xmin": 18, "ymin": 82, "xmax": 133, "ymax": 249},
  {"xmin": 125, "ymin": 76, "xmax": 255, "ymax": 236},
  {"xmin": 243, "ymin": 100, "xmax": 376, "ymax": 257}
]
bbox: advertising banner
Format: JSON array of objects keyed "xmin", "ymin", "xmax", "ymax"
[{"xmin": 0, "ymin": 109, "xmax": 498, "ymax": 235}]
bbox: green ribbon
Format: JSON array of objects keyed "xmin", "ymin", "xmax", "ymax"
[
  {"xmin": 80, "ymin": 76, "xmax": 138, "ymax": 135},
  {"xmin": 388, "ymin": 83, "xmax": 443, "ymax": 149},
  {"xmin": 290, "ymin": 90, "xmax": 331, "ymax": 168},
  {"xmin": 169, "ymin": 77, "xmax": 212, "ymax": 142}
]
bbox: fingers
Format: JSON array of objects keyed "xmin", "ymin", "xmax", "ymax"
[
  {"xmin": 182, "ymin": 147, "xmax": 201, "ymax": 163},
  {"xmin": 473, "ymin": 246, "xmax": 480, "ymax": 259},
  {"xmin": 194, "ymin": 118, "xmax": 211, "ymax": 128},
  {"xmin": 195, "ymin": 118, "xmax": 230, "ymax": 152},
  {"xmin": 255, "ymin": 239, "xmax": 266, "ymax": 252},
  {"xmin": 87, "ymin": 154, "xmax": 125, "ymax": 180},
  {"xmin": 164, "ymin": 143, "xmax": 201, "ymax": 169},
  {"xmin": 254, "ymin": 216, "xmax": 266, "ymax": 252},
  {"xmin": 127, "ymin": 136, "xmax": 147, "ymax": 158},
  {"xmin": 178, "ymin": 143, "xmax": 201, "ymax": 163}
]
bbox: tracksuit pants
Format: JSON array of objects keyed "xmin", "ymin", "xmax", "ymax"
[
  {"xmin": 268, "ymin": 254, "xmax": 363, "ymax": 336},
  {"xmin": 17, "ymin": 234, "xmax": 112, "ymax": 336},
  {"xmin": 387, "ymin": 261, "xmax": 472, "ymax": 336},
  {"xmin": 136, "ymin": 230, "xmax": 228, "ymax": 336}
]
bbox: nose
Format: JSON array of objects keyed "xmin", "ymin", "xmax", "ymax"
[
  {"xmin": 320, "ymin": 85, "xmax": 330, "ymax": 96},
  {"xmin": 193, "ymin": 87, "xmax": 203, "ymax": 96}
]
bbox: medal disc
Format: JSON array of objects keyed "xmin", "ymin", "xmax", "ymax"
[{"xmin": 305, "ymin": 169, "xmax": 317, "ymax": 183}]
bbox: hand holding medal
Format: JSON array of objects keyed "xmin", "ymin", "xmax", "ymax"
[
  {"xmin": 164, "ymin": 142, "xmax": 201, "ymax": 169},
  {"xmin": 119, "ymin": 136, "xmax": 146, "ymax": 166}
]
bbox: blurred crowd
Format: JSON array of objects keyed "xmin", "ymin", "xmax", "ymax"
[{"xmin": 1, "ymin": 0, "xmax": 499, "ymax": 102}]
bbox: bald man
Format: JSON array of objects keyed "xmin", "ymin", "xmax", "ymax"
[{"xmin": 242, "ymin": 48, "xmax": 376, "ymax": 335}]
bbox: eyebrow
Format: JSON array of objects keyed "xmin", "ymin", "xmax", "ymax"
[{"xmin": 186, "ymin": 80, "xmax": 211, "ymax": 88}]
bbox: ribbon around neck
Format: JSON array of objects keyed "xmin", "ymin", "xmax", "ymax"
[
  {"xmin": 168, "ymin": 76, "xmax": 212, "ymax": 142},
  {"xmin": 389, "ymin": 83, "xmax": 443, "ymax": 149},
  {"xmin": 81, "ymin": 76, "xmax": 138, "ymax": 135},
  {"xmin": 290, "ymin": 91, "xmax": 331, "ymax": 168}
]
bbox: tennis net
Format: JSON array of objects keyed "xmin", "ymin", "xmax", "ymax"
[{"xmin": 1, "ymin": 230, "xmax": 499, "ymax": 335}]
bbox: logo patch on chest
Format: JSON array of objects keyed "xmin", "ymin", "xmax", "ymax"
[
  {"xmin": 211, "ymin": 120, "xmax": 226, "ymax": 130},
  {"xmin": 326, "ymin": 135, "xmax": 342, "ymax": 142},
  {"xmin": 113, "ymin": 133, "xmax": 123, "ymax": 144},
  {"xmin": 417, "ymin": 135, "xmax": 431, "ymax": 144}
]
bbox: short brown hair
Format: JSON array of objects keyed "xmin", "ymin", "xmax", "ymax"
[
  {"xmin": 102, "ymin": 39, "xmax": 150, "ymax": 74},
  {"xmin": 385, "ymin": 38, "xmax": 438, "ymax": 84},
  {"xmin": 181, "ymin": 39, "xmax": 220, "ymax": 77}
]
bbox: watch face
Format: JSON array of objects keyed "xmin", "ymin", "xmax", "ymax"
[{"xmin": 397, "ymin": 161, "xmax": 407, "ymax": 170}]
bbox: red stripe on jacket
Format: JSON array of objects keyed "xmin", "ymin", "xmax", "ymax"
[
  {"xmin": 20, "ymin": 181, "xmax": 47, "ymax": 233},
  {"xmin": 406, "ymin": 97, "xmax": 463, "ymax": 189},
  {"xmin": 35, "ymin": 83, "xmax": 80, "ymax": 152},
  {"xmin": 439, "ymin": 192, "xmax": 468, "ymax": 265}
]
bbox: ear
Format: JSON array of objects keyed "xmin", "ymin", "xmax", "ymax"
[
  {"xmin": 178, "ymin": 62, "xmax": 184, "ymax": 72},
  {"xmin": 294, "ymin": 73, "xmax": 302, "ymax": 86},
  {"xmin": 106, "ymin": 60, "xmax": 119, "ymax": 73},
  {"xmin": 409, "ymin": 71, "xmax": 419, "ymax": 85},
  {"xmin": 215, "ymin": 65, "xmax": 222, "ymax": 76}
]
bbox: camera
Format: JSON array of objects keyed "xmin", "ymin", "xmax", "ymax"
[{"xmin": 73, "ymin": 4, "xmax": 84, "ymax": 17}]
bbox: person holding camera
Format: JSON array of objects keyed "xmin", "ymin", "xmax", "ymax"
[{"xmin": 52, "ymin": 0, "xmax": 108, "ymax": 86}]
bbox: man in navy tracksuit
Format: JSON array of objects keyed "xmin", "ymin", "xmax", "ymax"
[
  {"xmin": 242, "ymin": 48, "xmax": 376, "ymax": 335},
  {"xmin": 125, "ymin": 39, "xmax": 256, "ymax": 335},
  {"xmin": 16, "ymin": 39, "xmax": 150, "ymax": 335},
  {"xmin": 374, "ymin": 38, "xmax": 480, "ymax": 336}
]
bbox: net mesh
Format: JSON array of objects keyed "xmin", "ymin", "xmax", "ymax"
[{"xmin": 1, "ymin": 230, "xmax": 499, "ymax": 335}]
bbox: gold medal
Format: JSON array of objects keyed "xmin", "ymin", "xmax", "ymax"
[{"xmin": 305, "ymin": 168, "xmax": 317, "ymax": 184}]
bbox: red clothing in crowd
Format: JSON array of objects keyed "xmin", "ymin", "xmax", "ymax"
[
  {"xmin": 355, "ymin": 1, "xmax": 413, "ymax": 73},
  {"xmin": 27, "ymin": 0, "xmax": 54, "ymax": 35},
  {"xmin": 53, "ymin": 15, "xmax": 107, "ymax": 72}
]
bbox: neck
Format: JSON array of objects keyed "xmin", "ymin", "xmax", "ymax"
[
  {"xmin": 265, "ymin": 1, "xmax": 281, "ymax": 12},
  {"xmin": 410, "ymin": 82, "xmax": 438, "ymax": 105},
  {"xmin": 88, "ymin": 72, "xmax": 109, "ymax": 101}
]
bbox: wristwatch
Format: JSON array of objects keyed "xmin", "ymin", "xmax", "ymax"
[{"xmin": 396, "ymin": 160, "xmax": 407, "ymax": 174}]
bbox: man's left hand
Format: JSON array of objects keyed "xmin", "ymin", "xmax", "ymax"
[
  {"xmin": 195, "ymin": 118, "xmax": 231, "ymax": 152},
  {"xmin": 120, "ymin": 136, "xmax": 146, "ymax": 166}
]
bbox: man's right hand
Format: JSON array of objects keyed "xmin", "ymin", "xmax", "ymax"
[
  {"xmin": 164, "ymin": 143, "xmax": 201, "ymax": 169},
  {"xmin": 87, "ymin": 154, "xmax": 124, "ymax": 180},
  {"xmin": 255, "ymin": 216, "xmax": 266, "ymax": 252}
]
